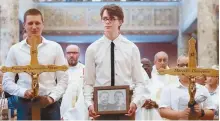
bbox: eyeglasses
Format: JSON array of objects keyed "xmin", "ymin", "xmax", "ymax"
[
  {"xmin": 177, "ymin": 63, "xmax": 188, "ymax": 67},
  {"xmin": 101, "ymin": 17, "xmax": 119, "ymax": 22}
]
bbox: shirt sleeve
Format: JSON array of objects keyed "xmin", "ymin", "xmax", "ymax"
[
  {"xmin": 83, "ymin": 45, "xmax": 96, "ymax": 108},
  {"xmin": 49, "ymin": 44, "xmax": 68, "ymax": 101},
  {"xmin": 131, "ymin": 45, "xmax": 150, "ymax": 108},
  {"xmin": 2, "ymin": 46, "xmax": 27, "ymax": 97},
  {"xmin": 202, "ymin": 87, "xmax": 216, "ymax": 110},
  {"xmin": 159, "ymin": 87, "xmax": 171, "ymax": 108}
]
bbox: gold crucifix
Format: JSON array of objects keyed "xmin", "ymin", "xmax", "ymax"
[
  {"xmin": 1, "ymin": 35, "xmax": 68, "ymax": 120},
  {"xmin": 158, "ymin": 37, "xmax": 219, "ymax": 120}
]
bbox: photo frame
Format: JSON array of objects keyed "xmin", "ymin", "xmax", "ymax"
[{"xmin": 94, "ymin": 85, "xmax": 130, "ymax": 115}]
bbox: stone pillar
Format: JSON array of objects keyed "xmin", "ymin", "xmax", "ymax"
[
  {"xmin": 0, "ymin": 0, "xmax": 19, "ymax": 65},
  {"xmin": 197, "ymin": 0, "xmax": 218, "ymax": 67},
  {"xmin": 178, "ymin": 33, "xmax": 191, "ymax": 56},
  {"xmin": 177, "ymin": 4, "xmax": 191, "ymax": 57}
]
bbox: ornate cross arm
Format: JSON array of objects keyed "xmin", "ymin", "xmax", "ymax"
[
  {"xmin": 2, "ymin": 65, "xmax": 68, "ymax": 98},
  {"xmin": 1, "ymin": 65, "xmax": 68, "ymax": 73},
  {"xmin": 158, "ymin": 68, "xmax": 219, "ymax": 77},
  {"xmin": 1, "ymin": 66, "xmax": 31, "ymax": 73},
  {"xmin": 39, "ymin": 65, "xmax": 68, "ymax": 72}
]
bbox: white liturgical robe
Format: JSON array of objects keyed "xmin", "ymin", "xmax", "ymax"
[
  {"xmin": 150, "ymin": 65, "xmax": 178, "ymax": 104},
  {"xmin": 135, "ymin": 68, "xmax": 162, "ymax": 120},
  {"xmin": 60, "ymin": 63, "xmax": 88, "ymax": 120}
]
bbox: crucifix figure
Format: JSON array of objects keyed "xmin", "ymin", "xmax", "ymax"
[
  {"xmin": 2, "ymin": 35, "xmax": 68, "ymax": 120},
  {"xmin": 158, "ymin": 37, "xmax": 219, "ymax": 120}
]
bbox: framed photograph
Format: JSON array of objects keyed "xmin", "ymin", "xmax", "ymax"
[{"xmin": 94, "ymin": 85, "xmax": 130, "ymax": 115}]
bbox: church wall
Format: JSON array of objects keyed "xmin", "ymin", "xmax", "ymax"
[
  {"xmin": 59, "ymin": 42, "xmax": 177, "ymax": 67},
  {"xmin": 37, "ymin": 2, "xmax": 179, "ymax": 34}
]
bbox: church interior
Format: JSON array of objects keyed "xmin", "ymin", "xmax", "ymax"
[
  {"xmin": 1, "ymin": 0, "xmax": 218, "ymax": 67},
  {"xmin": 0, "ymin": 0, "xmax": 219, "ymax": 120}
]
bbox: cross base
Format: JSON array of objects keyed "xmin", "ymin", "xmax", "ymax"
[{"xmin": 31, "ymin": 96, "xmax": 46, "ymax": 120}]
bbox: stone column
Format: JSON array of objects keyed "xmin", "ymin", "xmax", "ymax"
[
  {"xmin": 177, "ymin": 4, "xmax": 191, "ymax": 57},
  {"xmin": 197, "ymin": 0, "xmax": 218, "ymax": 67},
  {"xmin": 0, "ymin": 0, "xmax": 19, "ymax": 65},
  {"xmin": 178, "ymin": 33, "xmax": 191, "ymax": 56}
]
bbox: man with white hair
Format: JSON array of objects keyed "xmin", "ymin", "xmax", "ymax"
[
  {"xmin": 60, "ymin": 44, "xmax": 88, "ymax": 120},
  {"xmin": 150, "ymin": 51, "xmax": 178, "ymax": 107}
]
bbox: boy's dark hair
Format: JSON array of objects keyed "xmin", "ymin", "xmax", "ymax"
[{"xmin": 100, "ymin": 4, "xmax": 124, "ymax": 29}]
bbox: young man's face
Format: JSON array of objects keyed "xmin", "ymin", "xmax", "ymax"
[
  {"xmin": 101, "ymin": 10, "xmax": 122, "ymax": 34},
  {"xmin": 177, "ymin": 57, "xmax": 189, "ymax": 81},
  {"xmin": 24, "ymin": 15, "xmax": 44, "ymax": 37}
]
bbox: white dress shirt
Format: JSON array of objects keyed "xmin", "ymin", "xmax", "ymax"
[
  {"xmin": 84, "ymin": 34, "xmax": 147, "ymax": 108},
  {"xmin": 61, "ymin": 62, "xmax": 88, "ymax": 120},
  {"xmin": 159, "ymin": 81, "xmax": 215, "ymax": 111},
  {"xmin": 2, "ymin": 37, "xmax": 68, "ymax": 101}
]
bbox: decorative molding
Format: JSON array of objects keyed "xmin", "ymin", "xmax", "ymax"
[{"xmin": 37, "ymin": 3, "xmax": 179, "ymax": 33}]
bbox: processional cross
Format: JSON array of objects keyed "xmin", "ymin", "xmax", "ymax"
[
  {"xmin": 1, "ymin": 35, "xmax": 68, "ymax": 120},
  {"xmin": 158, "ymin": 37, "xmax": 219, "ymax": 120}
]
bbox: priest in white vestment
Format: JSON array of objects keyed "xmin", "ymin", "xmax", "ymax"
[
  {"xmin": 60, "ymin": 45, "xmax": 88, "ymax": 120},
  {"xmin": 150, "ymin": 51, "xmax": 178, "ymax": 105}
]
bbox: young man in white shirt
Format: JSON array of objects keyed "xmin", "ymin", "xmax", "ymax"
[
  {"xmin": 60, "ymin": 44, "xmax": 88, "ymax": 120},
  {"xmin": 84, "ymin": 4, "xmax": 147, "ymax": 120},
  {"xmin": 159, "ymin": 56, "xmax": 215, "ymax": 120},
  {"xmin": 2, "ymin": 8, "xmax": 68, "ymax": 120}
]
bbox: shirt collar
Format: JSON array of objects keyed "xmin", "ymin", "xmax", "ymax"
[
  {"xmin": 103, "ymin": 34, "xmax": 122, "ymax": 46},
  {"xmin": 176, "ymin": 80, "xmax": 199, "ymax": 89},
  {"xmin": 22, "ymin": 36, "xmax": 49, "ymax": 47}
]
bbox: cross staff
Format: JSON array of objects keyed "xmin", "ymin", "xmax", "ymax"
[
  {"xmin": 158, "ymin": 37, "xmax": 219, "ymax": 120},
  {"xmin": 1, "ymin": 35, "xmax": 68, "ymax": 120}
]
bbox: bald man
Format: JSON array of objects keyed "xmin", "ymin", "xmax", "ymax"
[
  {"xmin": 60, "ymin": 45, "xmax": 88, "ymax": 120},
  {"xmin": 66, "ymin": 45, "xmax": 81, "ymax": 66},
  {"xmin": 149, "ymin": 51, "xmax": 178, "ymax": 107}
]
